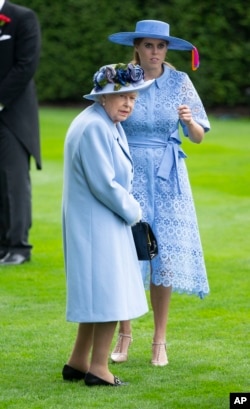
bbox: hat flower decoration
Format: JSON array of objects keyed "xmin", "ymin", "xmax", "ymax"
[
  {"xmin": 84, "ymin": 62, "xmax": 154, "ymax": 101},
  {"xmin": 0, "ymin": 14, "xmax": 11, "ymax": 26},
  {"xmin": 93, "ymin": 63, "xmax": 144, "ymax": 92}
]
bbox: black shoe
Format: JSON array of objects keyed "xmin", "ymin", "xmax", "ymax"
[
  {"xmin": 0, "ymin": 252, "xmax": 30, "ymax": 265},
  {"xmin": 84, "ymin": 372, "xmax": 127, "ymax": 387},
  {"xmin": 0, "ymin": 250, "xmax": 8, "ymax": 260},
  {"xmin": 62, "ymin": 364, "xmax": 86, "ymax": 381}
]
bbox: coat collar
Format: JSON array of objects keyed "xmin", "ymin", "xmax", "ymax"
[{"xmin": 155, "ymin": 64, "xmax": 171, "ymax": 89}]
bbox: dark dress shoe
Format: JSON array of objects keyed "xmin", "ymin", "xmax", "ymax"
[
  {"xmin": 62, "ymin": 364, "xmax": 86, "ymax": 381},
  {"xmin": 0, "ymin": 250, "xmax": 8, "ymax": 260},
  {"xmin": 0, "ymin": 252, "xmax": 30, "ymax": 265},
  {"xmin": 85, "ymin": 372, "xmax": 127, "ymax": 387}
]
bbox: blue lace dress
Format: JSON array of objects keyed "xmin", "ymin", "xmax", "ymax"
[{"xmin": 122, "ymin": 65, "xmax": 210, "ymax": 298}]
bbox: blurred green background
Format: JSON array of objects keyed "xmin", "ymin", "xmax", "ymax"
[{"xmin": 14, "ymin": 0, "xmax": 250, "ymax": 110}]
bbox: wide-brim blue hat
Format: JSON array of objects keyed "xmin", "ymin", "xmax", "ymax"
[{"xmin": 108, "ymin": 20, "xmax": 195, "ymax": 51}]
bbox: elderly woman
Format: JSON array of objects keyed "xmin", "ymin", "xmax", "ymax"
[{"xmin": 61, "ymin": 63, "xmax": 153, "ymax": 386}]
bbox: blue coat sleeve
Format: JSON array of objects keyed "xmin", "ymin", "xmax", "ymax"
[{"xmin": 78, "ymin": 119, "xmax": 140, "ymax": 226}]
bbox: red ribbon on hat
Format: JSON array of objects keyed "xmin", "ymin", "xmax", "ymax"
[{"xmin": 192, "ymin": 47, "xmax": 199, "ymax": 71}]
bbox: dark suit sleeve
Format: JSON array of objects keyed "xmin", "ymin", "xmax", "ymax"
[{"xmin": 0, "ymin": 10, "xmax": 41, "ymax": 107}]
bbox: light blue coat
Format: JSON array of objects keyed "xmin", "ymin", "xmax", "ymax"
[{"xmin": 62, "ymin": 103, "xmax": 148, "ymax": 322}]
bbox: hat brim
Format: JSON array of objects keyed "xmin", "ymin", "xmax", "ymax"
[
  {"xmin": 108, "ymin": 32, "xmax": 195, "ymax": 51},
  {"xmin": 84, "ymin": 79, "xmax": 154, "ymax": 101}
]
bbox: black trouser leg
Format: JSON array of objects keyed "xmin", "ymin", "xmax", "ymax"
[{"xmin": 0, "ymin": 126, "xmax": 32, "ymax": 257}]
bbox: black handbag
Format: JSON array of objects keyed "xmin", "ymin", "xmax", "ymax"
[{"xmin": 132, "ymin": 221, "xmax": 158, "ymax": 260}]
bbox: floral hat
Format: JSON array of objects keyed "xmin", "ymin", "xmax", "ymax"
[
  {"xmin": 108, "ymin": 20, "xmax": 199, "ymax": 70},
  {"xmin": 84, "ymin": 63, "xmax": 154, "ymax": 101}
]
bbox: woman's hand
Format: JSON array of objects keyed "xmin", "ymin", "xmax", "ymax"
[
  {"xmin": 178, "ymin": 104, "xmax": 193, "ymax": 125},
  {"xmin": 178, "ymin": 104, "xmax": 204, "ymax": 143}
]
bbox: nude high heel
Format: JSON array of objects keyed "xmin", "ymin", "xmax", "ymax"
[
  {"xmin": 151, "ymin": 342, "xmax": 168, "ymax": 366},
  {"xmin": 111, "ymin": 333, "xmax": 133, "ymax": 363}
]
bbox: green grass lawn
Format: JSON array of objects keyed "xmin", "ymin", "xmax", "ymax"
[{"xmin": 0, "ymin": 107, "xmax": 249, "ymax": 409}]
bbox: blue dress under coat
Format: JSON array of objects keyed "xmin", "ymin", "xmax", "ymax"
[{"xmin": 62, "ymin": 103, "xmax": 148, "ymax": 322}]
